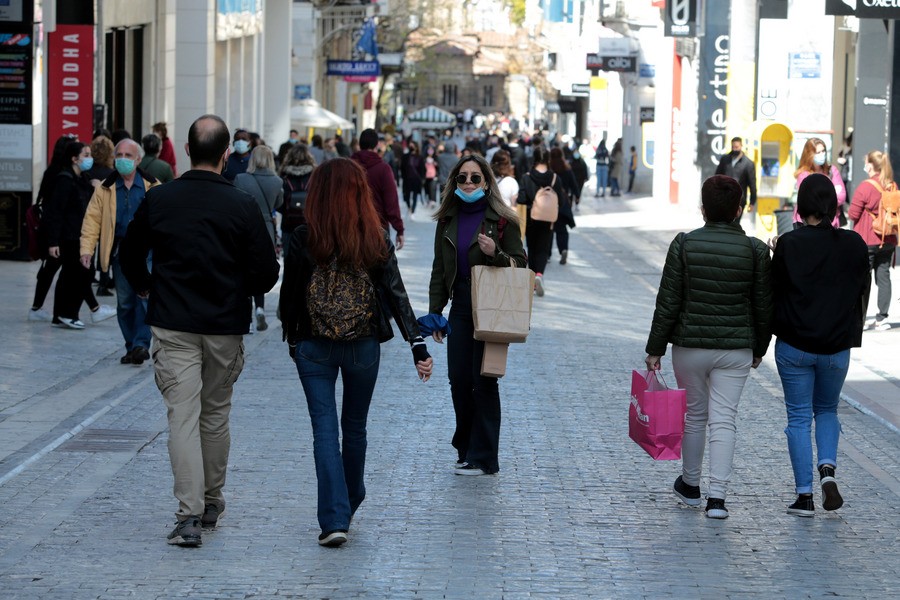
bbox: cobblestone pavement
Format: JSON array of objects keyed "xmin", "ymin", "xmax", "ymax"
[{"xmin": 1, "ymin": 190, "xmax": 899, "ymax": 599}]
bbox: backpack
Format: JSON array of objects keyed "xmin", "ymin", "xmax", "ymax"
[
  {"xmin": 863, "ymin": 179, "xmax": 900, "ymax": 244},
  {"xmin": 307, "ymin": 257, "xmax": 376, "ymax": 341},
  {"xmin": 283, "ymin": 174, "xmax": 310, "ymax": 230},
  {"xmin": 25, "ymin": 201, "xmax": 42, "ymax": 261},
  {"xmin": 530, "ymin": 173, "xmax": 559, "ymax": 223}
]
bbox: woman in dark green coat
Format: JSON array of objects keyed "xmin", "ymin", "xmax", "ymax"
[{"xmin": 645, "ymin": 175, "xmax": 773, "ymax": 519}]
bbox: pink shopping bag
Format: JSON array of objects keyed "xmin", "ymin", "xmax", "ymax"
[{"xmin": 629, "ymin": 369, "xmax": 687, "ymax": 460}]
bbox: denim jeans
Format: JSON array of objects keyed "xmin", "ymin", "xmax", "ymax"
[
  {"xmin": 111, "ymin": 253, "xmax": 151, "ymax": 352},
  {"xmin": 295, "ymin": 336, "xmax": 380, "ymax": 533},
  {"xmin": 595, "ymin": 164, "xmax": 609, "ymax": 195},
  {"xmin": 774, "ymin": 339, "xmax": 850, "ymax": 494},
  {"xmin": 447, "ymin": 281, "xmax": 501, "ymax": 473}
]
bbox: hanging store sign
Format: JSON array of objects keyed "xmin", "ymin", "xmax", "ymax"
[
  {"xmin": 326, "ymin": 60, "xmax": 380, "ymax": 77},
  {"xmin": 571, "ymin": 83, "xmax": 590, "ymax": 96},
  {"xmin": 47, "ymin": 25, "xmax": 94, "ymax": 147},
  {"xmin": 826, "ymin": 0, "xmax": 900, "ymax": 18},
  {"xmin": 640, "ymin": 107, "xmax": 655, "ymax": 123},
  {"xmin": 0, "ymin": 32, "xmax": 32, "ymax": 125},
  {"xmin": 586, "ymin": 54, "xmax": 636, "ymax": 73},
  {"xmin": 697, "ymin": 1, "xmax": 730, "ymax": 181},
  {"xmin": 664, "ymin": 0, "xmax": 697, "ymax": 37}
]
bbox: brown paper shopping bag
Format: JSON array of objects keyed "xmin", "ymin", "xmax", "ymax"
[{"xmin": 470, "ymin": 260, "xmax": 535, "ymax": 343}]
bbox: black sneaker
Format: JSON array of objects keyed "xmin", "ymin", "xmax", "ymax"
[
  {"xmin": 705, "ymin": 498, "xmax": 728, "ymax": 519},
  {"xmin": 201, "ymin": 503, "xmax": 223, "ymax": 528},
  {"xmin": 167, "ymin": 516, "xmax": 202, "ymax": 547},
  {"xmin": 819, "ymin": 464, "xmax": 843, "ymax": 511},
  {"xmin": 120, "ymin": 350, "xmax": 133, "ymax": 364},
  {"xmin": 318, "ymin": 530, "xmax": 348, "ymax": 547},
  {"xmin": 559, "ymin": 250, "xmax": 568, "ymax": 265},
  {"xmin": 454, "ymin": 463, "xmax": 489, "ymax": 476},
  {"xmin": 673, "ymin": 475, "xmax": 701, "ymax": 507},
  {"xmin": 787, "ymin": 494, "xmax": 815, "ymax": 517},
  {"xmin": 131, "ymin": 346, "xmax": 150, "ymax": 365}
]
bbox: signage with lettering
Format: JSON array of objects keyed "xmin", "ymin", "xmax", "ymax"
[
  {"xmin": 826, "ymin": 0, "xmax": 900, "ymax": 18},
  {"xmin": 0, "ymin": 32, "xmax": 32, "ymax": 125},
  {"xmin": 587, "ymin": 54, "xmax": 637, "ymax": 73},
  {"xmin": 586, "ymin": 53, "xmax": 602, "ymax": 70},
  {"xmin": 664, "ymin": 0, "xmax": 697, "ymax": 37},
  {"xmin": 47, "ymin": 25, "xmax": 94, "ymax": 148},
  {"xmin": 788, "ymin": 52, "xmax": 821, "ymax": 79},
  {"xmin": 639, "ymin": 63, "xmax": 656, "ymax": 78},
  {"xmin": 697, "ymin": 1, "xmax": 730, "ymax": 180},
  {"xmin": 640, "ymin": 107, "xmax": 655, "ymax": 123},
  {"xmin": 326, "ymin": 60, "xmax": 380, "ymax": 77},
  {"xmin": 571, "ymin": 83, "xmax": 591, "ymax": 96},
  {"xmin": 0, "ymin": 124, "xmax": 32, "ymax": 191}
]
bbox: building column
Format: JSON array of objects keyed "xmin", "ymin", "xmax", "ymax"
[
  {"xmin": 853, "ymin": 18, "xmax": 892, "ymax": 186},
  {"xmin": 263, "ymin": 0, "xmax": 291, "ymax": 146},
  {"xmin": 174, "ymin": 0, "xmax": 216, "ymax": 175}
]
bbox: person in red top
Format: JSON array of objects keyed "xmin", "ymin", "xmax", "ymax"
[
  {"xmin": 152, "ymin": 122, "xmax": 178, "ymax": 177},
  {"xmin": 848, "ymin": 149, "xmax": 897, "ymax": 331},
  {"xmin": 351, "ymin": 129, "xmax": 405, "ymax": 249}
]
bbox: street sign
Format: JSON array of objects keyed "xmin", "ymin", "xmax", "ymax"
[
  {"xmin": 640, "ymin": 107, "xmax": 655, "ymax": 123},
  {"xmin": 664, "ymin": 0, "xmax": 697, "ymax": 37},
  {"xmin": 326, "ymin": 60, "xmax": 380, "ymax": 77},
  {"xmin": 788, "ymin": 52, "xmax": 821, "ymax": 79},
  {"xmin": 571, "ymin": 83, "xmax": 590, "ymax": 96}
]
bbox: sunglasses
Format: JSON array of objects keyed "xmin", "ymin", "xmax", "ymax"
[{"xmin": 455, "ymin": 173, "xmax": 483, "ymax": 185}]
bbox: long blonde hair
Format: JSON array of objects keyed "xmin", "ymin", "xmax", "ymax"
[
  {"xmin": 247, "ymin": 145, "xmax": 275, "ymax": 174},
  {"xmin": 433, "ymin": 154, "xmax": 519, "ymax": 224},
  {"xmin": 866, "ymin": 150, "xmax": 895, "ymax": 190}
]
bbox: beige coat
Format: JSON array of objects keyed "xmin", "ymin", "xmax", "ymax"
[{"xmin": 80, "ymin": 172, "xmax": 160, "ymax": 271}]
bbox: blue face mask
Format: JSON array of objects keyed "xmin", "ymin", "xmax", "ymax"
[
  {"xmin": 78, "ymin": 157, "xmax": 94, "ymax": 172},
  {"xmin": 455, "ymin": 187, "xmax": 486, "ymax": 203},
  {"xmin": 234, "ymin": 140, "xmax": 250, "ymax": 154},
  {"xmin": 115, "ymin": 157, "xmax": 136, "ymax": 176}
]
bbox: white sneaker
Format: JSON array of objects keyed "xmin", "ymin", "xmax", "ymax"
[
  {"xmin": 534, "ymin": 274, "xmax": 545, "ymax": 297},
  {"xmin": 875, "ymin": 320, "xmax": 892, "ymax": 331},
  {"xmin": 28, "ymin": 308, "xmax": 52, "ymax": 322},
  {"xmin": 864, "ymin": 317, "xmax": 876, "ymax": 329},
  {"xmin": 90, "ymin": 305, "xmax": 117, "ymax": 323},
  {"xmin": 55, "ymin": 317, "xmax": 85, "ymax": 330}
]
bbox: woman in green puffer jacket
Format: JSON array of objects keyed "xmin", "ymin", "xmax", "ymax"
[{"xmin": 645, "ymin": 175, "xmax": 774, "ymax": 520}]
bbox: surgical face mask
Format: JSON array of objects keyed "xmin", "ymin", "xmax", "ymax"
[
  {"xmin": 730, "ymin": 149, "xmax": 741, "ymax": 157},
  {"xmin": 813, "ymin": 152, "xmax": 826, "ymax": 166},
  {"xmin": 115, "ymin": 157, "xmax": 136, "ymax": 176},
  {"xmin": 573, "ymin": 152, "xmax": 581, "ymax": 159},
  {"xmin": 234, "ymin": 140, "xmax": 250, "ymax": 154},
  {"xmin": 78, "ymin": 157, "xmax": 94, "ymax": 172},
  {"xmin": 455, "ymin": 187, "xmax": 486, "ymax": 203},
  {"xmin": 289, "ymin": 138, "xmax": 297, "ymax": 144}
]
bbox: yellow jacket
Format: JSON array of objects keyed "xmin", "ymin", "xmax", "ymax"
[{"xmin": 80, "ymin": 171, "xmax": 160, "ymax": 271}]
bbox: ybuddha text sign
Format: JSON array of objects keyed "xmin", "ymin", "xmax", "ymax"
[
  {"xmin": 47, "ymin": 25, "xmax": 94, "ymax": 150},
  {"xmin": 326, "ymin": 60, "xmax": 380, "ymax": 77}
]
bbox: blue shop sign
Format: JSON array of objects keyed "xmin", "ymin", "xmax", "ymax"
[
  {"xmin": 639, "ymin": 63, "xmax": 655, "ymax": 78},
  {"xmin": 294, "ymin": 85, "xmax": 311, "ymax": 100},
  {"xmin": 788, "ymin": 52, "xmax": 821, "ymax": 79},
  {"xmin": 326, "ymin": 60, "xmax": 381, "ymax": 77}
]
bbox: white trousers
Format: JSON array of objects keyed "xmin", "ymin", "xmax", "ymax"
[{"xmin": 672, "ymin": 346, "xmax": 752, "ymax": 500}]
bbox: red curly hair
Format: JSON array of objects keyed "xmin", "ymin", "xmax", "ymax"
[{"xmin": 304, "ymin": 158, "xmax": 387, "ymax": 268}]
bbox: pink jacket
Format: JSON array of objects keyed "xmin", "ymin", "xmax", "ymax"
[
  {"xmin": 792, "ymin": 165, "xmax": 846, "ymax": 227},
  {"xmin": 849, "ymin": 177, "xmax": 899, "ymax": 247}
]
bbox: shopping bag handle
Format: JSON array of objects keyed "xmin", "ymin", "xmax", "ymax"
[{"xmin": 646, "ymin": 369, "xmax": 672, "ymax": 390}]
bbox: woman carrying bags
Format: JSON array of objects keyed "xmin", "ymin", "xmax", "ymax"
[
  {"xmin": 279, "ymin": 158, "xmax": 433, "ymax": 548},
  {"xmin": 428, "ymin": 154, "xmax": 526, "ymax": 476}
]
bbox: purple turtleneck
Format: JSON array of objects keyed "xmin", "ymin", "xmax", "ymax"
[{"xmin": 456, "ymin": 197, "xmax": 488, "ymax": 279}]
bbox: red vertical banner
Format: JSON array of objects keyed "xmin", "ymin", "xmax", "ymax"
[
  {"xmin": 47, "ymin": 25, "xmax": 94, "ymax": 156},
  {"xmin": 669, "ymin": 43, "xmax": 682, "ymax": 204}
]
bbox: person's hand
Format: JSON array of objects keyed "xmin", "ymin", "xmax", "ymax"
[
  {"xmin": 766, "ymin": 235, "xmax": 779, "ymax": 251},
  {"xmin": 416, "ymin": 357, "xmax": 433, "ymax": 382},
  {"xmin": 751, "ymin": 356, "xmax": 762, "ymax": 369},
  {"xmin": 432, "ymin": 330, "xmax": 444, "ymax": 344},
  {"xmin": 645, "ymin": 355, "xmax": 661, "ymax": 371},
  {"xmin": 137, "ymin": 290, "xmax": 149, "ymax": 300},
  {"xmin": 477, "ymin": 233, "xmax": 496, "ymax": 257},
  {"xmin": 48, "ymin": 246, "xmax": 60, "ymax": 259},
  {"xmin": 79, "ymin": 254, "xmax": 92, "ymax": 269},
  {"xmin": 395, "ymin": 233, "xmax": 405, "ymax": 250},
  {"xmin": 746, "ymin": 204, "xmax": 755, "ymax": 213}
]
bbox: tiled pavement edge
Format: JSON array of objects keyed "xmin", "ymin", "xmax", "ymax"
[{"xmin": 0, "ymin": 191, "xmax": 898, "ymax": 599}]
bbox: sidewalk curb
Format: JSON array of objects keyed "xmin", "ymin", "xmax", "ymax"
[{"xmin": 842, "ymin": 391, "xmax": 900, "ymax": 436}]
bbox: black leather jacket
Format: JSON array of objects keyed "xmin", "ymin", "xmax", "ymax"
[{"xmin": 280, "ymin": 226, "xmax": 422, "ymax": 346}]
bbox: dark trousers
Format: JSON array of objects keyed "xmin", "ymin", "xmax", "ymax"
[
  {"xmin": 553, "ymin": 220, "xmax": 569, "ymax": 254},
  {"xmin": 526, "ymin": 218, "xmax": 553, "ymax": 275},
  {"xmin": 53, "ymin": 240, "xmax": 95, "ymax": 320},
  {"xmin": 447, "ymin": 281, "xmax": 501, "ymax": 473},
  {"xmin": 32, "ymin": 255, "xmax": 61, "ymax": 309},
  {"xmin": 628, "ymin": 170, "xmax": 636, "ymax": 193},
  {"xmin": 863, "ymin": 244, "xmax": 895, "ymax": 321}
]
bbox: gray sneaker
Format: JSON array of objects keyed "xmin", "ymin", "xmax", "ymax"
[
  {"xmin": 201, "ymin": 503, "xmax": 223, "ymax": 528},
  {"xmin": 167, "ymin": 516, "xmax": 202, "ymax": 547}
]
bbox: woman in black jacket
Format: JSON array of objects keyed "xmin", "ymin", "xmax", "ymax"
[
  {"xmin": 279, "ymin": 158, "xmax": 432, "ymax": 548},
  {"xmin": 549, "ymin": 147, "xmax": 578, "ymax": 265},
  {"xmin": 400, "ymin": 140, "xmax": 425, "ymax": 216},
  {"xmin": 43, "ymin": 141, "xmax": 116, "ymax": 329},
  {"xmin": 772, "ymin": 174, "xmax": 870, "ymax": 518},
  {"xmin": 517, "ymin": 146, "xmax": 567, "ymax": 296}
]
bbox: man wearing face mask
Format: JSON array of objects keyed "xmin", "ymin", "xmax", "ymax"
[
  {"xmin": 80, "ymin": 138, "xmax": 161, "ymax": 365},
  {"xmin": 119, "ymin": 114, "xmax": 279, "ymax": 547},
  {"xmin": 715, "ymin": 136, "xmax": 757, "ymax": 214},
  {"xmin": 224, "ymin": 129, "xmax": 252, "ymax": 181}
]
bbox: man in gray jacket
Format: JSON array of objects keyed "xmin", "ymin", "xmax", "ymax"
[{"xmin": 436, "ymin": 141, "xmax": 459, "ymax": 200}]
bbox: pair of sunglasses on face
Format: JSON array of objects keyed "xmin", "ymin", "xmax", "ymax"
[{"xmin": 455, "ymin": 173, "xmax": 483, "ymax": 185}]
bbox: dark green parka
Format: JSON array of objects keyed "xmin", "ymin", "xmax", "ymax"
[
  {"xmin": 645, "ymin": 222, "xmax": 773, "ymax": 358},
  {"xmin": 428, "ymin": 203, "xmax": 527, "ymax": 315}
]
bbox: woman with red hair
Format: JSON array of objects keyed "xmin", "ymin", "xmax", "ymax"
[{"xmin": 279, "ymin": 158, "xmax": 432, "ymax": 548}]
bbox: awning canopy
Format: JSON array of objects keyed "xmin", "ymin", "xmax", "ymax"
[
  {"xmin": 406, "ymin": 105, "xmax": 456, "ymax": 129},
  {"xmin": 290, "ymin": 100, "xmax": 354, "ymax": 131}
]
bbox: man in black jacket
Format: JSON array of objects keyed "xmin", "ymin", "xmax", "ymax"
[
  {"xmin": 121, "ymin": 114, "xmax": 279, "ymax": 547},
  {"xmin": 715, "ymin": 137, "xmax": 757, "ymax": 213}
]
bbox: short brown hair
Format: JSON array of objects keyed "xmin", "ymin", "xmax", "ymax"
[{"xmin": 701, "ymin": 175, "xmax": 742, "ymax": 222}]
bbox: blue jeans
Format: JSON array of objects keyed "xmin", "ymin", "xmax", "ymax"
[
  {"xmin": 111, "ymin": 254, "xmax": 151, "ymax": 352},
  {"xmin": 774, "ymin": 339, "xmax": 849, "ymax": 494},
  {"xmin": 595, "ymin": 164, "xmax": 609, "ymax": 195},
  {"xmin": 295, "ymin": 336, "xmax": 380, "ymax": 533}
]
